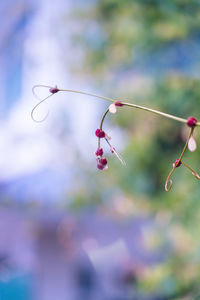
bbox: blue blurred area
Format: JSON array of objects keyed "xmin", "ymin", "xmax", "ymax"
[
  {"xmin": 0, "ymin": 0, "xmax": 78, "ymax": 204},
  {"xmin": 0, "ymin": 169, "xmax": 72, "ymax": 203},
  {"xmin": 0, "ymin": 0, "xmax": 35, "ymax": 117},
  {"xmin": 0, "ymin": 274, "xmax": 32, "ymax": 300},
  {"xmin": 135, "ymin": 36, "xmax": 200, "ymax": 75}
]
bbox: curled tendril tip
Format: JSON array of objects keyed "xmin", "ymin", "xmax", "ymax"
[
  {"xmin": 31, "ymin": 84, "xmax": 200, "ymax": 192},
  {"xmin": 165, "ymin": 179, "xmax": 173, "ymax": 192},
  {"xmin": 32, "ymin": 85, "xmax": 53, "ymax": 100},
  {"xmin": 31, "ymin": 94, "xmax": 52, "ymax": 123},
  {"xmin": 192, "ymin": 172, "xmax": 200, "ymax": 180},
  {"xmin": 31, "ymin": 85, "xmax": 59, "ymax": 123}
]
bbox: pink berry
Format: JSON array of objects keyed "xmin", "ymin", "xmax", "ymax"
[
  {"xmin": 173, "ymin": 159, "xmax": 182, "ymax": 168},
  {"xmin": 97, "ymin": 163, "xmax": 105, "ymax": 170},
  {"xmin": 187, "ymin": 116, "xmax": 197, "ymax": 127},
  {"xmin": 115, "ymin": 101, "xmax": 124, "ymax": 107},
  {"xmin": 95, "ymin": 129, "xmax": 105, "ymax": 138},
  {"xmin": 49, "ymin": 87, "xmax": 59, "ymax": 94},
  {"xmin": 99, "ymin": 158, "xmax": 107, "ymax": 165},
  {"xmin": 95, "ymin": 148, "xmax": 103, "ymax": 156}
]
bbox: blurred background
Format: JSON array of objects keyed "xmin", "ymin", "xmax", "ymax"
[{"xmin": 1, "ymin": 0, "xmax": 200, "ymax": 299}]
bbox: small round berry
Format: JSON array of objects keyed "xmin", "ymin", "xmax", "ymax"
[
  {"xmin": 187, "ymin": 116, "xmax": 197, "ymax": 128},
  {"xmin": 95, "ymin": 148, "xmax": 104, "ymax": 156},
  {"xmin": 115, "ymin": 101, "xmax": 124, "ymax": 107},
  {"xmin": 173, "ymin": 159, "xmax": 182, "ymax": 168},
  {"xmin": 99, "ymin": 157, "xmax": 107, "ymax": 165},
  {"xmin": 97, "ymin": 163, "xmax": 105, "ymax": 170},
  {"xmin": 97, "ymin": 162, "xmax": 108, "ymax": 171},
  {"xmin": 49, "ymin": 87, "xmax": 59, "ymax": 94},
  {"xmin": 95, "ymin": 129, "xmax": 105, "ymax": 138}
]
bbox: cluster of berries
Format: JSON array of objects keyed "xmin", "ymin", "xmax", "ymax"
[
  {"xmin": 32, "ymin": 85, "xmax": 200, "ymax": 191},
  {"xmin": 95, "ymin": 147, "xmax": 108, "ymax": 170},
  {"xmin": 94, "ymin": 101, "xmax": 125, "ymax": 171}
]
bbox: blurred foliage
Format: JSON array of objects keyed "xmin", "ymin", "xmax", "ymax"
[
  {"xmin": 65, "ymin": 0, "xmax": 200, "ymax": 298},
  {"xmin": 71, "ymin": 0, "xmax": 200, "ymax": 78}
]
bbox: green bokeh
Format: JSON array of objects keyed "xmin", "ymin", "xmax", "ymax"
[{"xmin": 67, "ymin": 1, "xmax": 200, "ymax": 298}]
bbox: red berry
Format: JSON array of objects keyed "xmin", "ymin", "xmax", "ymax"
[
  {"xmin": 99, "ymin": 158, "xmax": 107, "ymax": 165},
  {"xmin": 187, "ymin": 116, "xmax": 197, "ymax": 127},
  {"xmin": 49, "ymin": 87, "xmax": 59, "ymax": 94},
  {"xmin": 97, "ymin": 163, "xmax": 105, "ymax": 170},
  {"xmin": 173, "ymin": 159, "xmax": 182, "ymax": 168},
  {"xmin": 95, "ymin": 129, "xmax": 105, "ymax": 138},
  {"xmin": 95, "ymin": 148, "xmax": 103, "ymax": 156},
  {"xmin": 115, "ymin": 101, "xmax": 124, "ymax": 107}
]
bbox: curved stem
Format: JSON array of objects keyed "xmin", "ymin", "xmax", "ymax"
[
  {"xmin": 59, "ymin": 89, "xmax": 200, "ymax": 126},
  {"xmin": 179, "ymin": 128, "xmax": 194, "ymax": 161},
  {"xmin": 100, "ymin": 109, "xmax": 109, "ymax": 130},
  {"xmin": 165, "ymin": 128, "xmax": 194, "ymax": 191},
  {"xmin": 31, "ymin": 94, "xmax": 53, "ymax": 123},
  {"xmin": 59, "ymin": 89, "xmax": 116, "ymax": 103},
  {"xmin": 32, "ymin": 85, "xmax": 53, "ymax": 101},
  {"xmin": 181, "ymin": 162, "xmax": 200, "ymax": 180},
  {"xmin": 97, "ymin": 106, "xmax": 126, "ymax": 165},
  {"xmin": 123, "ymin": 103, "xmax": 187, "ymax": 124},
  {"xmin": 98, "ymin": 108, "xmax": 109, "ymax": 149},
  {"xmin": 32, "ymin": 87, "xmax": 200, "ymax": 126},
  {"xmin": 165, "ymin": 167, "xmax": 176, "ymax": 192}
]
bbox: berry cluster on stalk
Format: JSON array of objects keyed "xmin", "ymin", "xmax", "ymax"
[{"xmin": 31, "ymin": 85, "xmax": 200, "ymax": 192}]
